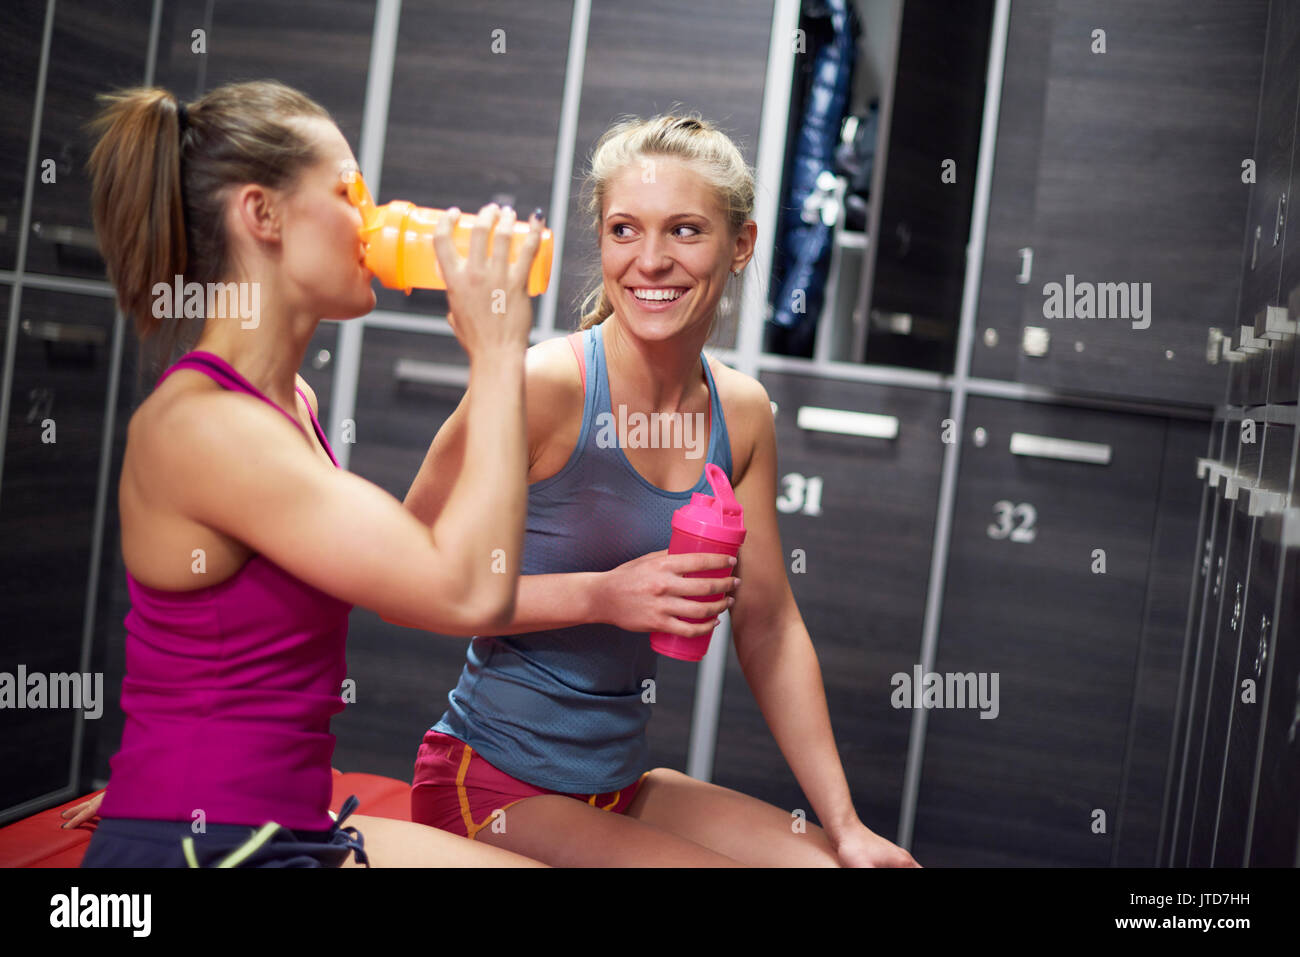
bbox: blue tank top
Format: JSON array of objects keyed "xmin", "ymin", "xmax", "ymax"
[{"xmin": 431, "ymin": 321, "xmax": 734, "ymax": 792}]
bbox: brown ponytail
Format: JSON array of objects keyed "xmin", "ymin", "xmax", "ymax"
[{"xmin": 85, "ymin": 80, "xmax": 332, "ymax": 379}]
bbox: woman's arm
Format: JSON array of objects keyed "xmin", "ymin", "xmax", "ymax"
[
  {"xmin": 394, "ymin": 340, "xmax": 586, "ymax": 632},
  {"xmin": 142, "ymin": 206, "xmax": 540, "ymax": 635},
  {"xmin": 725, "ymin": 372, "xmax": 918, "ymax": 866},
  {"xmin": 393, "ymin": 338, "xmax": 738, "ymax": 635},
  {"xmin": 149, "ymin": 360, "xmax": 517, "ymax": 634}
]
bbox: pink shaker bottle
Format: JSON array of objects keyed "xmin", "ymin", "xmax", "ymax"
[{"xmin": 649, "ymin": 463, "xmax": 746, "ymax": 661}]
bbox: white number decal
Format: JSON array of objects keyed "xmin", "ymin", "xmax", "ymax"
[
  {"xmin": 777, "ymin": 473, "xmax": 824, "ymax": 516},
  {"xmin": 988, "ymin": 500, "xmax": 1037, "ymax": 542}
]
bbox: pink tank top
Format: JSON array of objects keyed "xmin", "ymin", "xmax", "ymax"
[{"xmin": 99, "ymin": 351, "xmax": 351, "ymax": 831}]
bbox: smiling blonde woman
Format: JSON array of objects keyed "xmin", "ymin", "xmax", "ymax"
[{"xmin": 404, "ymin": 114, "xmax": 920, "ymax": 868}]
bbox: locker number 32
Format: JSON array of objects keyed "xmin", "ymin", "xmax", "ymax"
[
  {"xmin": 987, "ymin": 500, "xmax": 1037, "ymax": 542},
  {"xmin": 777, "ymin": 473, "xmax": 824, "ymax": 516}
]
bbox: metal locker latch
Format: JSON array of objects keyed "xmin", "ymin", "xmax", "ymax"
[{"xmin": 1022, "ymin": 326, "xmax": 1049, "ymax": 357}]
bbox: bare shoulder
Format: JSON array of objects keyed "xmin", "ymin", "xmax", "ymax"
[
  {"xmin": 526, "ymin": 334, "xmax": 585, "ymax": 392},
  {"xmin": 705, "ymin": 354, "xmax": 775, "ymax": 483},
  {"xmin": 295, "ymin": 373, "xmax": 319, "ymax": 417},
  {"xmin": 524, "ymin": 335, "xmax": 584, "ymax": 424},
  {"xmin": 128, "ymin": 371, "xmax": 303, "ymax": 506},
  {"xmin": 523, "ymin": 334, "xmax": 586, "ymax": 476}
]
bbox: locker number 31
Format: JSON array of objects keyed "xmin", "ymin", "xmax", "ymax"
[
  {"xmin": 988, "ymin": 500, "xmax": 1037, "ymax": 542},
  {"xmin": 777, "ymin": 473, "xmax": 824, "ymax": 516}
]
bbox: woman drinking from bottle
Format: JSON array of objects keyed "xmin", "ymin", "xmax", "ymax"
[
  {"xmin": 404, "ymin": 114, "xmax": 920, "ymax": 868},
  {"xmin": 72, "ymin": 79, "xmax": 546, "ymax": 867}
]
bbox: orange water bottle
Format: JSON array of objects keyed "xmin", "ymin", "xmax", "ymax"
[{"xmin": 345, "ymin": 171, "xmax": 553, "ymax": 296}]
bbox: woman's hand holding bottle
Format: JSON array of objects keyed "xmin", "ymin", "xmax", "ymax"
[{"xmin": 433, "ymin": 203, "xmax": 544, "ymax": 362}]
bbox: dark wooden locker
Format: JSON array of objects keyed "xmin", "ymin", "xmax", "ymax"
[
  {"xmin": 711, "ymin": 375, "xmax": 947, "ymax": 841},
  {"xmin": 0, "ymin": 289, "xmax": 116, "ymax": 818},
  {"xmin": 22, "ymin": 0, "xmax": 156, "ymax": 281},
  {"xmin": 970, "ymin": 0, "xmax": 1054, "ymax": 384},
  {"xmin": 0, "ymin": 0, "xmax": 45, "ymax": 274},
  {"xmin": 1015, "ymin": 0, "xmax": 1266, "ymax": 407},
  {"xmin": 1214, "ymin": 424, "xmax": 1289, "ymax": 864},
  {"xmin": 1113, "ymin": 414, "xmax": 1210, "ymax": 865},
  {"xmin": 1186, "ymin": 422, "xmax": 1262, "ymax": 865},
  {"xmin": 376, "ymin": 0, "xmax": 571, "ymax": 320},
  {"xmin": 911, "ymin": 396, "xmax": 1166, "ymax": 866},
  {"xmin": 1269, "ymin": 0, "xmax": 1300, "ymax": 384},
  {"xmin": 1169, "ymin": 416, "xmax": 1242, "ymax": 862},
  {"xmin": 555, "ymin": 0, "xmax": 773, "ymax": 346},
  {"xmin": 1236, "ymin": 0, "xmax": 1300, "ymax": 366},
  {"xmin": 1246, "ymin": 507, "xmax": 1300, "ymax": 865},
  {"xmin": 1160, "ymin": 415, "xmax": 1227, "ymax": 863},
  {"xmin": 153, "ymin": 0, "xmax": 373, "ymax": 146}
]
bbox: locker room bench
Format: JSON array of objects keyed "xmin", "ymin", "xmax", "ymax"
[{"xmin": 0, "ymin": 769, "xmax": 412, "ymax": 867}]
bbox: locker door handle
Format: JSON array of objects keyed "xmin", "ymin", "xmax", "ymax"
[
  {"xmin": 1196, "ymin": 457, "xmax": 1228, "ymax": 482},
  {"xmin": 1281, "ymin": 507, "xmax": 1300, "ymax": 549},
  {"xmin": 795, "ymin": 406, "xmax": 898, "ymax": 439},
  {"xmin": 1246, "ymin": 484, "xmax": 1290, "ymax": 517},
  {"xmin": 1257, "ymin": 304, "xmax": 1294, "ymax": 341},
  {"xmin": 393, "ymin": 358, "xmax": 469, "ymax": 387},
  {"xmin": 1220, "ymin": 338, "xmax": 1246, "ymax": 362},
  {"xmin": 20, "ymin": 318, "xmax": 106, "ymax": 345},
  {"xmin": 30, "ymin": 222, "xmax": 100, "ymax": 251},
  {"xmin": 1202, "ymin": 460, "xmax": 1231, "ymax": 487},
  {"xmin": 1224, "ymin": 470, "xmax": 1251, "ymax": 500},
  {"xmin": 1238, "ymin": 326, "xmax": 1268, "ymax": 354},
  {"xmin": 1008, "ymin": 432, "xmax": 1111, "ymax": 465}
]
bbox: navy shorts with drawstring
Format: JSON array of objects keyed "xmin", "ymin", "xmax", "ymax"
[{"xmin": 80, "ymin": 794, "xmax": 370, "ymax": 868}]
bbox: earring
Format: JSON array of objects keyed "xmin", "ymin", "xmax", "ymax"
[{"xmin": 732, "ymin": 267, "xmax": 742, "ymax": 276}]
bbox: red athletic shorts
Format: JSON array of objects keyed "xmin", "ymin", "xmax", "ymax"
[{"xmin": 410, "ymin": 729, "xmax": 650, "ymax": 840}]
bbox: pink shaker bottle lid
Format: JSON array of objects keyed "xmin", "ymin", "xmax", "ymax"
[{"xmin": 670, "ymin": 462, "xmax": 746, "ymax": 545}]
